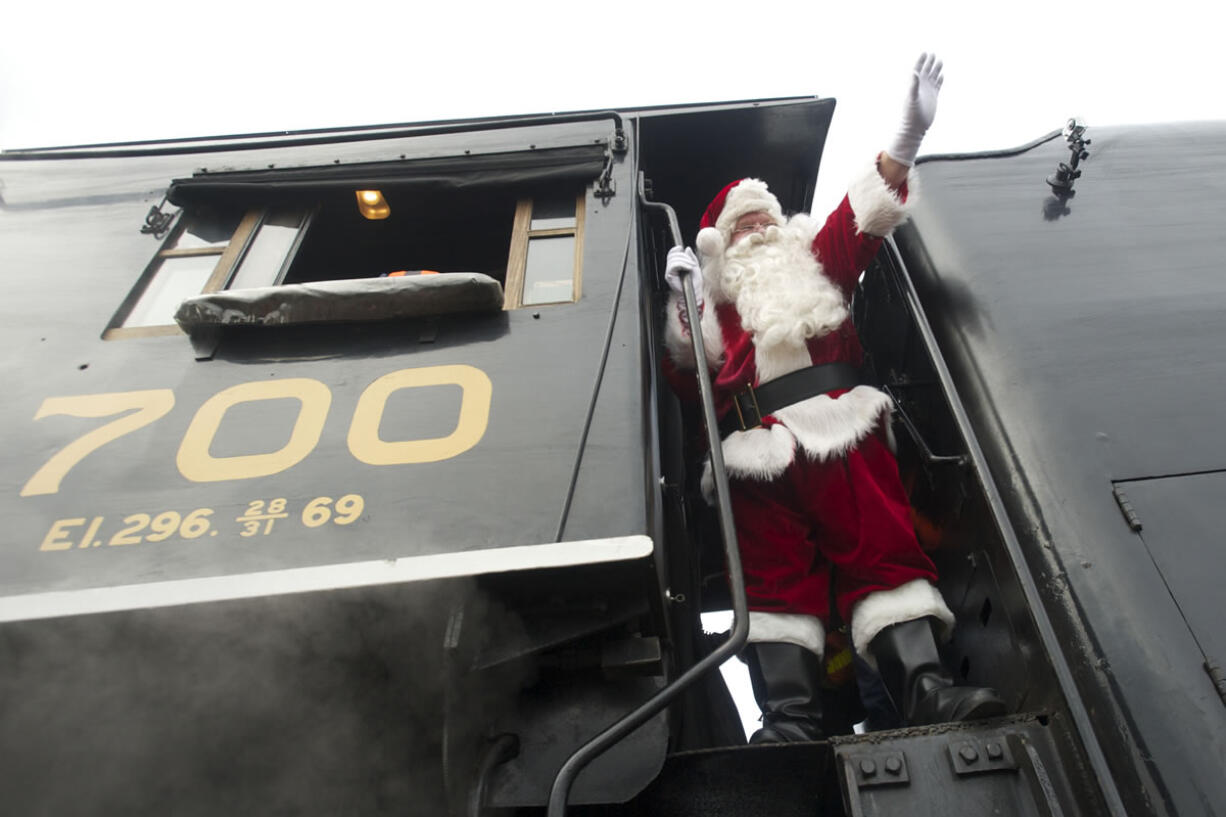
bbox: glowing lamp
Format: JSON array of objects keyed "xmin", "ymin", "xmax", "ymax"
[{"xmin": 355, "ymin": 189, "xmax": 390, "ymax": 220}]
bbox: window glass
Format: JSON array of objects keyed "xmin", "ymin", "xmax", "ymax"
[
  {"xmin": 228, "ymin": 211, "xmax": 302, "ymax": 290},
  {"xmin": 529, "ymin": 195, "xmax": 577, "ymax": 230},
  {"xmin": 522, "ymin": 235, "xmax": 575, "ymax": 305},
  {"xmin": 170, "ymin": 210, "xmax": 243, "ymax": 250},
  {"xmin": 123, "ymin": 255, "xmax": 219, "ymax": 327}
]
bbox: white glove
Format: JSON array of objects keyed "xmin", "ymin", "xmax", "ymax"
[
  {"xmin": 886, "ymin": 53, "xmax": 944, "ymax": 167},
  {"xmin": 665, "ymin": 246, "xmax": 703, "ymax": 311}
]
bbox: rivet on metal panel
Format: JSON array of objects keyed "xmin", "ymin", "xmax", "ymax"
[
  {"xmin": 847, "ymin": 751, "xmax": 908, "ymax": 789},
  {"xmin": 949, "ymin": 735, "xmax": 1018, "ymax": 776}
]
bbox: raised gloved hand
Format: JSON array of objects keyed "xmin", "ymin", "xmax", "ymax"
[
  {"xmin": 665, "ymin": 246, "xmax": 704, "ymax": 311},
  {"xmin": 886, "ymin": 53, "xmax": 944, "ymax": 167}
]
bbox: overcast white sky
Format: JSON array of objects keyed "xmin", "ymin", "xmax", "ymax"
[
  {"xmin": 2, "ymin": 1, "xmax": 1219, "ymax": 215},
  {"xmin": 1, "ymin": 0, "xmax": 1218, "ymax": 738}
]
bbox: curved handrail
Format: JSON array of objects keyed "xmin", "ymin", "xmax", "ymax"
[{"xmin": 544, "ymin": 193, "xmax": 748, "ymax": 817}]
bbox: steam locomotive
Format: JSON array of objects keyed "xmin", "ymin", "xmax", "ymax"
[{"xmin": 2, "ymin": 96, "xmax": 1223, "ymax": 816}]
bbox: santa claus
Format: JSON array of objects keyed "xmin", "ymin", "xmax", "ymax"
[{"xmin": 663, "ymin": 54, "xmax": 1004, "ymax": 742}]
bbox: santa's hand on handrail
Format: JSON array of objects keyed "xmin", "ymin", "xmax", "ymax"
[{"xmin": 665, "ymin": 246, "xmax": 704, "ymax": 315}]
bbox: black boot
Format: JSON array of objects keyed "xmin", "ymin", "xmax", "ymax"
[
  {"xmin": 869, "ymin": 617, "xmax": 1006, "ymax": 726},
  {"xmin": 743, "ymin": 642, "xmax": 825, "ymax": 743}
]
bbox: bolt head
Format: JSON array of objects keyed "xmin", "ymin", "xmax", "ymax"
[
  {"xmin": 959, "ymin": 744, "xmax": 979, "ymax": 763},
  {"xmin": 885, "ymin": 756, "xmax": 903, "ymax": 775},
  {"xmin": 859, "ymin": 759, "xmax": 877, "ymax": 777}
]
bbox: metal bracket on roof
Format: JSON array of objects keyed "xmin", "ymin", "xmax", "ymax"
[
  {"xmin": 140, "ymin": 195, "xmax": 178, "ymax": 238},
  {"xmin": 1046, "ymin": 118, "xmax": 1091, "ymax": 196},
  {"xmin": 595, "ymin": 150, "xmax": 616, "ymax": 203}
]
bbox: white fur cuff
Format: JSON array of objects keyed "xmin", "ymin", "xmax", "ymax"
[
  {"xmin": 747, "ymin": 611, "xmax": 825, "ymax": 657},
  {"xmin": 850, "ymin": 579, "xmax": 955, "ymax": 669},
  {"xmin": 847, "ymin": 162, "xmax": 916, "ymax": 237}
]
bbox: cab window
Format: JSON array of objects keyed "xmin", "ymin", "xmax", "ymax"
[
  {"xmin": 505, "ymin": 192, "xmax": 586, "ymax": 309},
  {"xmin": 105, "ymin": 206, "xmax": 307, "ymax": 338},
  {"xmin": 105, "ymin": 183, "xmax": 585, "ymax": 339}
]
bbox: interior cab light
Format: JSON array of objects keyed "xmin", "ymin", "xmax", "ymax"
[{"xmin": 355, "ymin": 189, "xmax": 390, "ymax": 220}]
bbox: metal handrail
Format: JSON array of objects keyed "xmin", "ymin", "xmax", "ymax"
[{"xmin": 545, "ymin": 194, "xmax": 748, "ymax": 817}]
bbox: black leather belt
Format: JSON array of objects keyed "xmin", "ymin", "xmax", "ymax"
[{"xmin": 717, "ymin": 362, "xmax": 861, "ymax": 438}]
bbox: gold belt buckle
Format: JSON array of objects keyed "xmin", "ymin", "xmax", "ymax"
[{"xmin": 732, "ymin": 383, "xmax": 763, "ymax": 431}]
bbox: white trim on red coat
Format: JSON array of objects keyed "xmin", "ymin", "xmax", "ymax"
[
  {"xmin": 850, "ymin": 578, "xmax": 956, "ymax": 670},
  {"xmin": 698, "ymin": 387, "xmax": 896, "ymax": 498},
  {"xmin": 747, "ymin": 611, "xmax": 826, "ymax": 657},
  {"xmin": 848, "ymin": 159, "xmax": 919, "ymax": 237},
  {"xmin": 671, "ymin": 163, "xmax": 917, "ymax": 491}
]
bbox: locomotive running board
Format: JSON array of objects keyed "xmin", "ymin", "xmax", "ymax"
[{"xmin": 0, "ymin": 533, "xmax": 653, "ymax": 623}]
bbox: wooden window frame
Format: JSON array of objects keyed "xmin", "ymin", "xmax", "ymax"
[
  {"xmin": 104, "ymin": 210, "xmax": 261, "ymax": 339},
  {"xmin": 503, "ymin": 191, "xmax": 585, "ymax": 310},
  {"xmin": 104, "ymin": 207, "xmax": 312, "ymax": 340}
]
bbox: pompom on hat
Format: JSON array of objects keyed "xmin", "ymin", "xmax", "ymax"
[{"xmin": 695, "ymin": 178, "xmax": 784, "ymax": 260}]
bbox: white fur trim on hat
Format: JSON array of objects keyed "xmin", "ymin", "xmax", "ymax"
[
  {"xmin": 714, "ymin": 179, "xmax": 784, "ymax": 243},
  {"xmin": 696, "ymin": 226, "xmax": 726, "ymax": 260},
  {"xmin": 747, "ymin": 611, "xmax": 825, "ymax": 657},
  {"xmin": 847, "ymin": 162, "xmax": 917, "ymax": 237},
  {"xmin": 850, "ymin": 579, "xmax": 955, "ymax": 670}
]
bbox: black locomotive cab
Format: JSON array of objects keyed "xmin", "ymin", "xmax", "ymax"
[{"xmin": 2, "ymin": 114, "xmax": 662, "ymax": 814}]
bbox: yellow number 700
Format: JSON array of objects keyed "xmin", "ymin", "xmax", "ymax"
[
  {"xmin": 20, "ymin": 365, "xmax": 491, "ymax": 496},
  {"xmin": 20, "ymin": 391, "xmax": 175, "ymax": 497}
]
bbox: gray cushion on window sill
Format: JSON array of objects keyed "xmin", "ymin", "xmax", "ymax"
[{"xmin": 175, "ymin": 273, "xmax": 504, "ymax": 331}]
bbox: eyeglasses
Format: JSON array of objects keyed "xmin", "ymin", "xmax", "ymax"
[{"xmin": 732, "ymin": 221, "xmax": 774, "ymax": 236}]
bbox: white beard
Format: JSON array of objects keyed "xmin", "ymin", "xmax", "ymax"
[{"xmin": 720, "ymin": 218, "xmax": 849, "ymax": 380}]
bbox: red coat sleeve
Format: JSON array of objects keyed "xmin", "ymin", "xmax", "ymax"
[{"xmin": 811, "ymin": 194, "xmax": 887, "ymax": 298}]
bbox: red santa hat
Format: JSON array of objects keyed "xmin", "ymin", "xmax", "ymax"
[{"xmin": 695, "ymin": 178, "xmax": 784, "ymax": 260}]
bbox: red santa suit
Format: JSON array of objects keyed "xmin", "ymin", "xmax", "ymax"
[{"xmin": 664, "ymin": 167, "xmax": 955, "ymax": 665}]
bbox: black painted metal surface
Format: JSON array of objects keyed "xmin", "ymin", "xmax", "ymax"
[
  {"xmin": 833, "ymin": 717, "xmax": 1084, "ymax": 817},
  {"xmin": 896, "ymin": 121, "xmax": 1226, "ymax": 816},
  {"xmin": 1, "ymin": 117, "xmax": 642, "ymax": 599},
  {"xmin": 0, "ymin": 98, "xmax": 835, "ymax": 812}
]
